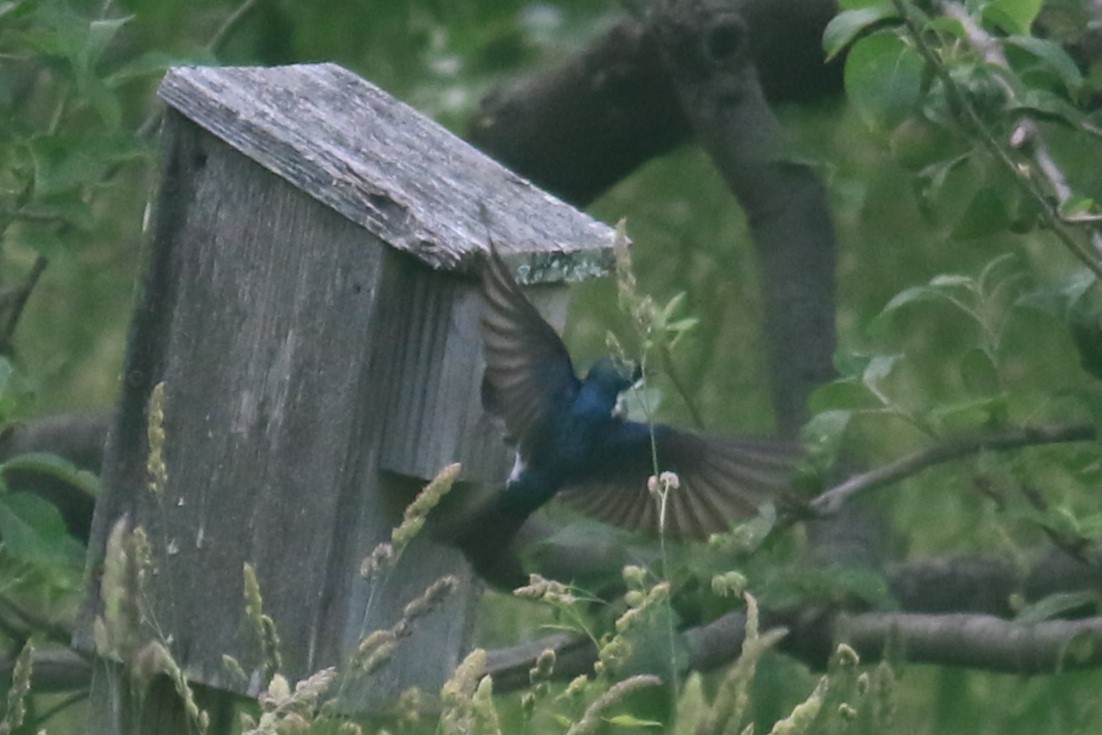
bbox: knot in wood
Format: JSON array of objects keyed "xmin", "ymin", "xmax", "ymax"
[
  {"xmin": 651, "ymin": 1, "xmax": 750, "ymax": 80},
  {"xmin": 703, "ymin": 17, "xmax": 746, "ymax": 65}
]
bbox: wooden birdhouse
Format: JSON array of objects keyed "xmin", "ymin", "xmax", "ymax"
[{"xmin": 74, "ymin": 63, "xmax": 616, "ymax": 729}]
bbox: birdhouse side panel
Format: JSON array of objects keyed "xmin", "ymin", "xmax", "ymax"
[
  {"xmin": 81, "ymin": 113, "xmax": 396, "ymax": 694},
  {"xmin": 374, "ymin": 259, "xmax": 496, "ymax": 483},
  {"xmin": 375, "ymin": 258, "xmax": 571, "ymax": 485}
]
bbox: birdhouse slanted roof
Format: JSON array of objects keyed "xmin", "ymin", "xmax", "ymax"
[{"xmin": 158, "ymin": 62, "xmax": 616, "ymax": 283}]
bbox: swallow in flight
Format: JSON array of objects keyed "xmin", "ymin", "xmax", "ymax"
[{"xmin": 453, "ymin": 247, "xmax": 800, "ymax": 585}]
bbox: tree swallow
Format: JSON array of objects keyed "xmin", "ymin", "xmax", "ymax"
[{"xmin": 453, "ymin": 248, "xmax": 800, "ymax": 586}]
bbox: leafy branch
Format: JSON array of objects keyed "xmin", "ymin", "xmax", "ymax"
[{"xmin": 890, "ymin": 0, "xmax": 1102, "ymax": 277}]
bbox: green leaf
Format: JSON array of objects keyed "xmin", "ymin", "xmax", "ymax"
[
  {"xmin": 889, "ymin": 116, "xmax": 958, "ymax": 170},
  {"xmin": 17, "ymin": 226, "xmax": 70, "ymax": 259},
  {"xmin": 810, "ymin": 379, "xmax": 877, "ymax": 413},
  {"xmin": 84, "ymin": 75, "xmax": 123, "ymax": 129},
  {"xmin": 29, "ymin": 133, "xmax": 148, "ymax": 196},
  {"xmin": 658, "ymin": 292, "xmax": 685, "ymax": 321},
  {"xmin": 928, "ymin": 274, "xmax": 974, "ymax": 289},
  {"xmin": 1058, "ymin": 196, "xmax": 1099, "ymax": 221},
  {"xmin": 845, "ymin": 31, "xmax": 924, "ymax": 132},
  {"xmin": 823, "ymin": 6, "xmax": 899, "ymax": 61},
  {"xmin": 876, "ymin": 285, "xmax": 946, "ymax": 320},
  {"xmin": 0, "ymin": 1, "xmax": 28, "ymax": 22},
  {"xmin": 930, "ymin": 395, "xmax": 1008, "ymax": 429},
  {"xmin": 0, "ymin": 452, "xmax": 103, "ymax": 497},
  {"xmin": 1011, "ymin": 89, "xmax": 1086, "ymax": 127},
  {"xmin": 0, "ymin": 357, "xmax": 11, "ymax": 403},
  {"xmin": 960, "ymin": 347, "xmax": 1000, "ymax": 394},
  {"xmin": 0, "ymin": 358, "xmax": 27, "ymax": 419},
  {"xmin": 834, "ymin": 351, "xmax": 873, "ymax": 379},
  {"xmin": 18, "ymin": 198, "xmax": 96, "ymax": 231},
  {"xmin": 1063, "ymin": 388, "xmax": 1102, "ymax": 438},
  {"xmin": 1005, "ymin": 36, "xmax": 1083, "ymax": 93},
  {"xmin": 29, "ymin": 137, "xmax": 109, "ymax": 196},
  {"xmin": 840, "ymin": 0, "xmax": 888, "ymax": 8},
  {"xmin": 1022, "ymin": 505, "xmax": 1082, "ymax": 538},
  {"xmin": 1015, "ymin": 269, "xmax": 1096, "ymax": 318},
  {"xmin": 802, "ymin": 410, "xmax": 854, "ymax": 466},
  {"xmin": 983, "ymin": 0, "xmax": 1042, "ymax": 35},
  {"xmin": 925, "ymin": 16, "xmax": 966, "ymax": 39},
  {"xmin": 0, "ymin": 492, "xmax": 84, "ymax": 568},
  {"xmin": 666, "ymin": 317, "xmax": 699, "ymax": 333},
  {"xmin": 605, "ymin": 714, "xmax": 663, "ymax": 728},
  {"xmin": 1077, "ymin": 512, "xmax": 1102, "ymax": 539},
  {"xmin": 30, "ymin": 4, "xmax": 132, "ymax": 82},
  {"xmin": 977, "ymin": 252, "xmax": 1020, "ymax": 292},
  {"xmin": 862, "ymin": 354, "xmax": 900, "ymax": 389},
  {"xmin": 950, "ymin": 187, "xmax": 1013, "ymax": 240},
  {"xmin": 84, "ymin": 16, "xmax": 134, "ymax": 71},
  {"xmin": 1015, "ymin": 591, "xmax": 1098, "ymax": 624},
  {"xmin": 1070, "ymin": 310, "xmax": 1102, "ymax": 383}
]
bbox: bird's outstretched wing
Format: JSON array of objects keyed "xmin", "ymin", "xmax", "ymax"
[
  {"xmin": 559, "ymin": 421, "xmax": 801, "ymax": 539},
  {"xmin": 480, "ymin": 248, "xmax": 580, "ymax": 453}
]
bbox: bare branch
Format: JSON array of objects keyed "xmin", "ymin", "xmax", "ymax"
[
  {"xmin": 0, "ymin": 412, "xmax": 109, "ymax": 471},
  {"xmin": 839, "ymin": 612, "xmax": 1102, "ymax": 673},
  {"xmin": 486, "ymin": 606, "xmax": 1102, "ymax": 691},
  {"xmin": 467, "ymin": 0, "xmax": 841, "ymax": 206},
  {"xmin": 810, "ymin": 423, "xmax": 1096, "ymax": 516}
]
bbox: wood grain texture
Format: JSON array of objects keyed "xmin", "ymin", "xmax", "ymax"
[
  {"xmin": 77, "ymin": 115, "xmax": 473, "ymax": 708},
  {"xmin": 158, "ymin": 63, "xmax": 616, "ymax": 279},
  {"xmin": 376, "ymin": 256, "xmax": 569, "ymax": 483}
]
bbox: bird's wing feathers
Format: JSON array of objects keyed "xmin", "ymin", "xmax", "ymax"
[
  {"xmin": 559, "ymin": 423, "xmax": 800, "ymax": 539},
  {"xmin": 480, "ymin": 248, "xmax": 580, "ymax": 451}
]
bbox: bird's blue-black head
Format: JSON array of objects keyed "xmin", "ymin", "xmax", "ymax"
[{"xmin": 583, "ymin": 357, "xmax": 641, "ymax": 402}]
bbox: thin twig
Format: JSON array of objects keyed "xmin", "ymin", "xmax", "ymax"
[
  {"xmin": 0, "ymin": 256, "xmax": 48, "ymax": 352},
  {"xmin": 810, "ymin": 422, "xmax": 1096, "ymax": 515}
]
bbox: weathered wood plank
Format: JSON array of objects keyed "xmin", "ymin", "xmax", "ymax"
[
  {"xmin": 158, "ymin": 63, "xmax": 616, "ymax": 279},
  {"xmin": 78, "ymin": 113, "xmax": 473, "ymax": 701},
  {"xmin": 375, "ymin": 256, "xmax": 568, "ymax": 483}
]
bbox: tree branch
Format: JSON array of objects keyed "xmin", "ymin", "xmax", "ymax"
[
  {"xmin": 467, "ymin": 0, "xmax": 841, "ymax": 207},
  {"xmin": 0, "ymin": 412, "xmax": 110, "ymax": 471},
  {"xmin": 486, "ymin": 606, "xmax": 1102, "ymax": 692},
  {"xmin": 649, "ymin": 0, "xmax": 838, "ymax": 438},
  {"xmin": 0, "ymin": 412, "xmax": 108, "ymax": 540},
  {"xmin": 810, "ymin": 423, "xmax": 1097, "ymax": 516},
  {"xmin": 0, "ymin": 648, "xmax": 90, "ymax": 694}
]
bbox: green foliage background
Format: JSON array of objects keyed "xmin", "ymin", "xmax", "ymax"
[{"xmin": 4, "ymin": 0, "xmax": 1102, "ymax": 732}]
